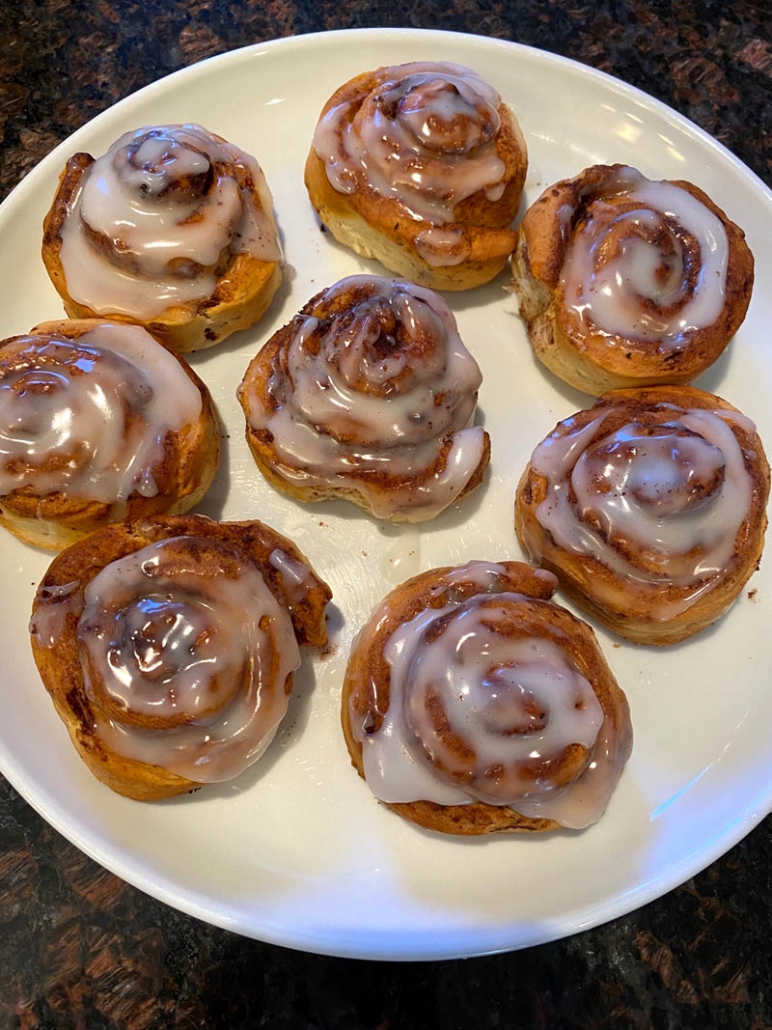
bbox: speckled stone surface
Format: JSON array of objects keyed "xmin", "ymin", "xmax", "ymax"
[{"xmin": 1, "ymin": 1, "xmax": 772, "ymax": 1027}]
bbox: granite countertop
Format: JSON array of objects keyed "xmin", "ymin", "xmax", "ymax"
[{"xmin": 2, "ymin": 1, "xmax": 772, "ymax": 1027}]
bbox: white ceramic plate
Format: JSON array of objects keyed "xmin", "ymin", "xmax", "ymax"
[{"xmin": 1, "ymin": 28, "xmax": 771, "ymax": 961}]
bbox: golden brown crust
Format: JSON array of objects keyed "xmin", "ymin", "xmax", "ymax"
[
  {"xmin": 30, "ymin": 514, "xmax": 332, "ymax": 801},
  {"xmin": 515, "ymin": 385, "xmax": 770, "ymax": 645},
  {"xmin": 511, "ymin": 164, "xmax": 754, "ymax": 394},
  {"xmin": 41, "ymin": 129, "xmax": 283, "ymax": 354},
  {"xmin": 0, "ymin": 319, "xmax": 221, "ymax": 550},
  {"xmin": 238, "ymin": 275, "xmax": 491, "ymax": 522},
  {"xmin": 304, "ymin": 63, "xmax": 527, "ymax": 290},
  {"xmin": 341, "ymin": 560, "xmax": 632, "ymax": 835}
]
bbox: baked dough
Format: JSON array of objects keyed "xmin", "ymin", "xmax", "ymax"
[
  {"xmin": 342, "ymin": 559, "xmax": 632, "ymax": 835},
  {"xmin": 238, "ymin": 274, "xmax": 490, "ymax": 522},
  {"xmin": 305, "ymin": 61, "xmax": 527, "ymax": 290},
  {"xmin": 515, "ymin": 385, "xmax": 770, "ymax": 644},
  {"xmin": 42, "ymin": 124, "xmax": 283, "ymax": 353},
  {"xmin": 511, "ymin": 164, "xmax": 754, "ymax": 394},
  {"xmin": 29, "ymin": 514, "xmax": 332, "ymax": 800},
  {"xmin": 0, "ymin": 318, "xmax": 220, "ymax": 550}
]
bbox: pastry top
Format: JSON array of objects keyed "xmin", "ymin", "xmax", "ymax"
[
  {"xmin": 238, "ymin": 273, "xmax": 490, "ymax": 522},
  {"xmin": 516, "ymin": 384, "xmax": 770, "ymax": 644},
  {"xmin": 342, "ymin": 559, "xmax": 632, "ymax": 835},
  {"xmin": 0, "ymin": 318, "xmax": 220, "ymax": 549},
  {"xmin": 42, "ymin": 123, "xmax": 283, "ymax": 352},
  {"xmin": 512, "ymin": 164, "xmax": 754, "ymax": 394},
  {"xmin": 29, "ymin": 514, "xmax": 332, "ymax": 800},
  {"xmin": 305, "ymin": 61, "xmax": 527, "ymax": 289}
]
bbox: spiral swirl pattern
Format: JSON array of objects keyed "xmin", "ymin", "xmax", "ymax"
[
  {"xmin": 389, "ymin": 593, "xmax": 604, "ymax": 805},
  {"xmin": 344, "ymin": 560, "xmax": 632, "ymax": 832},
  {"xmin": 77, "ymin": 535, "xmax": 301, "ymax": 783},
  {"xmin": 516, "ymin": 386, "xmax": 770, "ymax": 642},
  {"xmin": 239, "ymin": 274, "xmax": 489, "ymax": 521},
  {"xmin": 315, "ymin": 61, "xmax": 508, "ymax": 226},
  {"xmin": 512, "ymin": 164, "xmax": 754, "ymax": 393},
  {"xmin": 0, "ymin": 323, "xmax": 204, "ymax": 505},
  {"xmin": 306, "ymin": 62, "xmax": 527, "ymax": 286},
  {"xmin": 44, "ymin": 123, "xmax": 282, "ymax": 350},
  {"xmin": 560, "ymin": 168, "xmax": 728, "ymax": 346}
]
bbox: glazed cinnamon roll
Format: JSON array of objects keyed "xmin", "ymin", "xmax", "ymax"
[
  {"xmin": 305, "ymin": 61, "xmax": 527, "ymax": 290},
  {"xmin": 511, "ymin": 164, "xmax": 754, "ymax": 394},
  {"xmin": 0, "ymin": 319, "xmax": 220, "ymax": 550},
  {"xmin": 342, "ymin": 559, "xmax": 632, "ymax": 835},
  {"xmin": 29, "ymin": 514, "xmax": 332, "ymax": 800},
  {"xmin": 237, "ymin": 274, "xmax": 490, "ymax": 522},
  {"xmin": 515, "ymin": 386, "xmax": 770, "ymax": 645},
  {"xmin": 42, "ymin": 123, "xmax": 283, "ymax": 353}
]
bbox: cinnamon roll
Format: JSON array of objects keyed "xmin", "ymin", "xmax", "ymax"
[
  {"xmin": 515, "ymin": 385, "xmax": 770, "ymax": 645},
  {"xmin": 0, "ymin": 319, "xmax": 220, "ymax": 550},
  {"xmin": 237, "ymin": 274, "xmax": 490, "ymax": 522},
  {"xmin": 511, "ymin": 164, "xmax": 754, "ymax": 394},
  {"xmin": 305, "ymin": 61, "xmax": 527, "ymax": 290},
  {"xmin": 342, "ymin": 559, "xmax": 632, "ymax": 835},
  {"xmin": 42, "ymin": 123, "xmax": 283, "ymax": 353},
  {"xmin": 29, "ymin": 514, "xmax": 332, "ymax": 800}
]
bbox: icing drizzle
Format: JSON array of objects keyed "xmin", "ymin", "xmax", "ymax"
[
  {"xmin": 58, "ymin": 124, "xmax": 281, "ymax": 319},
  {"xmin": 560, "ymin": 166, "xmax": 729, "ymax": 349},
  {"xmin": 527, "ymin": 402, "xmax": 757, "ymax": 617},
  {"xmin": 313, "ymin": 62, "xmax": 508, "ymax": 263},
  {"xmin": 239, "ymin": 274, "xmax": 487, "ymax": 521},
  {"xmin": 74, "ymin": 536, "xmax": 301, "ymax": 783},
  {"xmin": 350, "ymin": 560, "xmax": 628, "ymax": 828},
  {"xmin": 0, "ymin": 322, "xmax": 202, "ymax": 506}
]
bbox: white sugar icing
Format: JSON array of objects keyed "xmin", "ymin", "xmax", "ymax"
[
  {"xmin": 240, "ymin": 274, "xmax": 487, "ymax": 522},
  {"xmin": 58, "ymin": 124, "xmax": 281, "ymax": 320},
  {"xmin": 528, "ymin": 403, "xmax": 755, "ymax": 617},
  {"xmin": 561, "ymin": 167, "xmax": 729, "ymax": 347},
  {"xmin": 76, "ymin": 536, "xmax": 301, "ymax": 783},
  {"xmin": 313, "ymin": 62, "xmax": 508, "ymax": 232},
  {"xmin": 351, "ymin": 560, "xmax": 627, "ymax": 829},
  {"xmin": 0, "ymin": 322, "xmax": 202, "ymax": 508}
]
